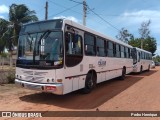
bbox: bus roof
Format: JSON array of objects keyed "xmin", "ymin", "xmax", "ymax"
[
  {"xmin": 21, "ymin": 19, "xmax": 132, "ymax": 48},
  {"xmin": 63, "ymin": 19, "xmax": 133, "ymax": 48},
  {"xmin": 134, "ymin": 47, "xmax": 152, "ymax": 54},
  {"xmin": 22, "ymin": 19, "xmax": 63, "ymax": 26}
]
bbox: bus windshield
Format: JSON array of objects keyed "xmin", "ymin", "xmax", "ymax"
[{"xmin": 17, "ymin": 30, "xmax": 63, "ymax": 69}]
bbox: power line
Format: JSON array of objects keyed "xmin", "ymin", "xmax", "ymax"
[
  {"xmin": 48, "ymin": 0, "xmax": 83, "ymax": 16},
  {"xmin": 87, "ymin": 6, "xmax": 120, "ymax": 32},
  {"xmin": 48, "ymin": 3, "xmax": 81, "ymax": 18},
  {"xmin": 69, "ymin": 0, "xmax": 83, "ymax": 4},
  {"xmin": 69, "ymin": 0, "xmax": 87, "ymax": 26},
  {"xmin": 68, "ymin": 0, "xmax": 120, "ymax": 31}
]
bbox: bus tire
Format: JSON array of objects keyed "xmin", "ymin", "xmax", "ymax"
[
  {"xmin": 140, "ymin": 66, "xmax": 143, "ymax": 73},
  {"xmin": 147, "ymin": 65, "xmax": 150, "ymax": 71},
  {"xmin": 120, "ymin": 67, "xmax": 126, "ymax": 80},
  {"xmin": 82, "ymin": 72, "xmax": 96, "ymax": 94}
]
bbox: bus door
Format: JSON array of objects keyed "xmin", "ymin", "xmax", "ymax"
[
  {"xmin": 64, "ymin": 25, "xmax": 84, "ymax": 93},
  {"xmin": 131, "ymin": 48, "xmax": 137, "ymax": 65}
]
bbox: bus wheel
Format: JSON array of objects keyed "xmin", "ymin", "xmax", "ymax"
[
  {"xmin": 120, "ymin": 67, "xmax": 126, "ymax": 80},
  {"xmin": 82, "ymin": 72, "xmax": 96, "ymax": 94},
  {"xmin": 147, "ymin": 65, "xmax": 150, "ymax": 71},
  {"xmin": 140, "ymin": 66, "xmax": 143, "ymax": 73}
]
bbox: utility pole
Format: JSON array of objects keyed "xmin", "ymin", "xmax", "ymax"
[
  {"xmin": 141, "ymin": 38, "xmax": 143, "ymax": 49},
  {"xmin": 45, "ymin": 1, "xmax": 48, "ymax": 20},
  {"xmin": 83, "ymin": 0, "xmax": 87, "ymax": 26}
]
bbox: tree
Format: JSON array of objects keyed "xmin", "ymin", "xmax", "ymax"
[
  {"xmin": 143, "ymin": 37, "xmax": 157, "ymax": 55},
  {"xmin": 9, "ymin": 4, "xmax": 38, "ymax": 45},
  {"xmin": 129, "ymin": 37, "xmax": 157, "ymax": 55},
  {"xmin": 128, "ymin": 20, "xmax": 157, "ymax": 56},
  {"xmin": 153, "ymin": 55, "xmax": 159, "ymax": 62},
  {"xmin": 1, "ymin": 4, "xmax": 38, "ymax": 66},
  {"xmin": 1, "ymin": 4, "xmax": 38, "ymax": 48},
  {"xmin": 139, "ymin": 20, "xmax": 151, "ymax": 49},
  {"xmin": 0, "ymin": 18, "xmax": 9, "ymax": 53},
  {"xmin": 128, "ymin": 38, "xmax": 141, "ymax": 48},
  {"xmin": 116, "ymin": 28, "xmax": 134, "ymax": 43}
]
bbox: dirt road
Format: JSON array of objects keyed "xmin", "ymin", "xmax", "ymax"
[{"xmin": 0, "ymin": 67, "xmax": 160, "ymax": 120}]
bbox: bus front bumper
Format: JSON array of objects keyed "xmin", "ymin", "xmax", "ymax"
[{"xmin": 15, "ymin": 79, "xmax": 63, "ymax": 95}]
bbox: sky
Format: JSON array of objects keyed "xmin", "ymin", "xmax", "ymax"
[{"xmin": 0, "ymin": 0, "xmax": 160, "ymax": 55}]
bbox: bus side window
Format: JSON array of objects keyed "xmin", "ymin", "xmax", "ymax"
[
  {"xmin": 116, "ymin": 44, "xmax": 120, "ymax": 58},
  {"xmin": 84, "ymin": 33, "xmax": 96, "ymax": 56},
  {"xmin": 120, "ymin": 46, "xmax": 124, "ymax": 58},
  {"xmin": 125, "ymin": 47, "xmax": 129, "ymax": 58},
  {"xmin": 65, "ymin": 32, "xmax": 73, "ymax": 54},
  {"xmin": 108, "ymin": 41, "xmax": 114, "ymax": 57},
  {"xmin": 124, "ymin": 47, "xmax": 127, "ymax": 58},
  {"xmin": 128, "ymin": 48, "xmax": 131, "ymax": 58},
  {"xmin": 138, "ymin": 52, "xmax": 140, "ymax": 62},
  {"xmin": 105, "ymin": 41, "xmax": 108, "ymax": 56},
  {"xmin": 96, "ymin": 37, "xmax": 105, "ymax": 57},
  {"xmin": 65, "ymin": 32, "xmax": 82, "ymax": 55}
]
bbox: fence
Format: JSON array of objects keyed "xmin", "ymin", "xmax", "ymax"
[
  {"xmin": 0, "ymin": 56, "xmax": 16, "ymax": 83},
  {"xmin": 0, "ymin": 56, "xmax": 16, "ymax": 69}
]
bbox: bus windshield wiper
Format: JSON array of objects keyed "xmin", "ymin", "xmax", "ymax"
[
  {"xmin": 33, "ymin": 30, "xmax": 51, "ymax": 62},
  {"xmin": 38, "ymin": 30, "xmax": 51, "ymax": 44}
]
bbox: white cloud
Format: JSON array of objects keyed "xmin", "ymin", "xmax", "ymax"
[
  {"xmin": 0, "ymin": 5, "xmax": 9, "ymax": 14},
  {"xmin": 122, "ymin": 10, "xmax": 159, "ymax": 17},
  {"xmin": 0, "ymin": 15, "xmax": 4, "ymax": 18},
  {"xmin": 117, "ymin": 10, "xmax": 160, "ymax": 54},
  {"xmin": 118, "ymin": 10, "xmax": 160, "ymax": 33},
  {"xmin": 53, "ymin": 16, "xmax": 79, "ymax": 23}
]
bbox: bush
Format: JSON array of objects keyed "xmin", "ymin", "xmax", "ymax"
[{"xmin": 7, "ymin": 73, "xmax": 15, "ymax": 83}]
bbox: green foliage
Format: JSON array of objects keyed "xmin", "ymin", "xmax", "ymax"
[
  {"xmin": 128, "ymin": 37, "xmax": 157, "ymax": 55},
  {"xmin": 118, "ymin": 20, "xmax": 157, "ymax": 56},
  {"xmin": 9, "ymin": 4, "xmax": 38, "ymax": 46},
  {"xmin": 0, "ymin": 3, "xmax": 38, "ymax": 53},
  {"xmin": 0, "ymin": 18, "xmax": 10, "ymax": 53},
  {"xmin": 116, "ymin": 28, "xmax": 133, "ymax": 43},
  {"xmin": 139, "ymin": 20, "xmax": 151, "ymax": 39},
  {"xmin": 7, "ymin": 73, "xmax": 15, "ymax": 84},
  {"xmin": 143, "ymin": 37, "xmax": 157, "ymax": 55},
  {"xmin": 0, "ymin": 52, "xmax": 8, "ymax": 58},
  {"xmin": 128, "ymin": 38, "xmax": 141, "ymax": 48},
  {"xmin": 153, "ymin": 55, "xmax": 160, "ymax": 62}
]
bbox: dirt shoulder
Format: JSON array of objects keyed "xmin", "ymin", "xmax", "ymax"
[{"xmin": 0, "ymin": 67, "xmax": 160, "ymax": 120}]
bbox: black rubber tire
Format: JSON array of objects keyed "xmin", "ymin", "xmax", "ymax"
[
  {"xmin": 147, "ymin": 65, "xmax": 150, "ymax": 71},
  {"xmin": 120, "ymin": 68, "xmax": 126, "ymax": 80},
  {"xmin": 140, "ymin": 66, "xmax": 143, "ymax": 73},
  {"xmin": 82, "ymin": 73, "xmax": 96, "ymax": 94}
]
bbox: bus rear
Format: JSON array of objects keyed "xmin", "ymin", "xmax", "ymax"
[{"xmin": 132, "ymin": 47, "xmax": 152, "ymax": 73}]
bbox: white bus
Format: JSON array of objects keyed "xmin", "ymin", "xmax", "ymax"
[
  {"xmin": 131, "ymin": 47, "xmax": 152, "ymax": 73},
  {"xmin": 15, "ymin": 19, "xmax": 133, "ymax": 95}
]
